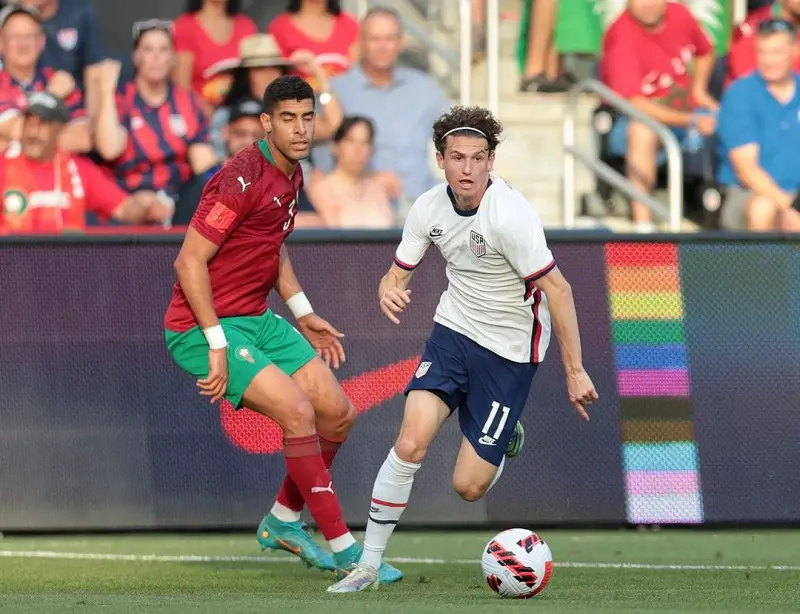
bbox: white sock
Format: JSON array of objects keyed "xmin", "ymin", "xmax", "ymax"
[
  {"xmin": 269, "ymin": 501, "xmax": 301, "ymax": 523},
  {"xmin": 328, "ymin": 533, "xmax": 356, "ymax": 553},
  {"xmin": 486, "ymin": 456, "xmax": 505, "ymax": 493},
  {"xmin": 360, "ymin": 448, "xmax": 421, "ymax": 569}
]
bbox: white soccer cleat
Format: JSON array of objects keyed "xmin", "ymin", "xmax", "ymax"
[{"xmin": 326, "ymin": 563, "xmax": 380, "ymax": 593}]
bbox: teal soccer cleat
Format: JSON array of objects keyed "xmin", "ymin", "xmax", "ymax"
[
  {"xmin": 332, "ymin": 542, "xmax": 404, "ymax": 584},
  {"xmin": 505, "ymin": 421, "xmax": 525, "ymax": 458},
  {"xmin": 257, "ymin": 514, "xmax": 336, "ymax": 572}
]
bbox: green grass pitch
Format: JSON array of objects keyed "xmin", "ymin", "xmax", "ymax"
[{"xmin": 1, "ymin": 529, "xmax": 799, "ymax": 613}]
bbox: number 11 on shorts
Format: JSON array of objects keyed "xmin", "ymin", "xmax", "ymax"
[{"xmin": 480, "ymin": 401, "xmax": 510, "ymax": 445}]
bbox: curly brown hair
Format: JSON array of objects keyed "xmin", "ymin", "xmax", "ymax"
[{"xmin": 432, "ymin": 105, "xmax": 503, "ymax": 154}]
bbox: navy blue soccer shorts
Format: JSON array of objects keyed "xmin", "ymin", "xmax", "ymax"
[{"xmin": 405, "ymin": 323, "xmax": 538, "ymax": 467}]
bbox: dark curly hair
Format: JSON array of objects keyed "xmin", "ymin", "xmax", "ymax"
[
  {"xmin": 186, "ymin": 0, "xmax": 243, "ymax": 15},
  {"xmin": 263, "ymin": 75, "xmax": 315, "ymax": 114},
  {"xmin": 286, "ymin": 0, "xmax": 341, "ymax": 14},
  {"xmin": 432, "ymin": 105, "xmax": 503, "ymax": 154}
]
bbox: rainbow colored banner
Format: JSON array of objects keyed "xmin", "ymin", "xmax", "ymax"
[{"xmin": 606, "ymin": 243, "xmax": 704, "ymax": 524}]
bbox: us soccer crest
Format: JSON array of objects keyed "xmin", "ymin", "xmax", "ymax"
[
  {"xmin": 57, "ymin": 28, "xmax": 78, "ymax": 51},
  {"xmin": 470, "ymin": 230, "xmax": 486, "ymax": 258},
  {"xmin": 169, "ymin": 115, "xmax": 187, "ymax": 137},
  {"xmin": 415, "ymin": 361, "xmax": 431, "ymax": 378}
]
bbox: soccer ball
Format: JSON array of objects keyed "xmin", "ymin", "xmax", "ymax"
[{"xmin": 481, "ymin": 528, "xmax": 553, "ymax": 599}]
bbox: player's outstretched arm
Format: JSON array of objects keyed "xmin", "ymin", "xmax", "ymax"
[
  {"xmin": 534, "ymin": 268, "xmax": 598, "ymax": 420},
  {"xmin": 378, "ymin": 264, "xmax": 413, "ymax": 325},
  {"xmin": 276, "ymin": 245, "xmax": 345, "ymax": 368},
  {"xmin": 174, "ymin": 228, "xmax": 228, "ymax": 402}
]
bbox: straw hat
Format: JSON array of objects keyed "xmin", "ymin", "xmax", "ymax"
[{"xmin": 240, "ymin": 34, "xmax": 292, "ymax": 69}]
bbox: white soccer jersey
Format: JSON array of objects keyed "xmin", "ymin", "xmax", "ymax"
[{"xmin": 394, "ymin": 178, "xmax": 555, "ymax": 364}]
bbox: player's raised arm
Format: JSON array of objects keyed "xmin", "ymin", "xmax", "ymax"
[
  {"xmin": 277, "ymin": 244, "xmax": 346, "ymax": 369},
  {"xmin": 498, "ymin": 199, "xmax": 598, "ymax": 420},
  {"xmin": 379, "ymin": 201, "xmax": 431, "ymax": 324}
]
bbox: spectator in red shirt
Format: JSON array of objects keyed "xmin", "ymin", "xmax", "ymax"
[
  {"xmin": 727, "ymin": 0, "xmax": 800, "ymax": 85},
  {"xmin": 268, "ymin": 0, "xmax": 360, "ymax": 90},
  {"xmin": 173, "ymin": 0, "xmax": 258, "ymax": 109},
  {"xmin": 0, "ymin": 92, "xmax": 171, "ymax": 234},
  {"xmin": 0, "ymin": 4, "xmax": 89, "ymax": 155},
  {"xmin": 94, "ymin": 21, "xmax": 219, "ymax": 224},
  {"xmin": 600, "ymin": 0, "xmax": 717, "ymax": 229}
]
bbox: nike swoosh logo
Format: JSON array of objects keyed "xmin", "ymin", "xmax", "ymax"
[{"xmin": 218, "ymin": 355, "xmax": 421, "ymax": 454}]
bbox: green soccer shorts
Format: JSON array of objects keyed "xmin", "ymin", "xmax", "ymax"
[{"xmin": 164, "ymin": 310, "xmax": 316, "ymax": 408}]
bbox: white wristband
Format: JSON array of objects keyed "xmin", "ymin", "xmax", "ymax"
[
  {"xmin": 203, "ymin": 324, "xmax": 228, "ymax": 350},
  {"xmin": 286, "ymin": 292, "xmax": 314, "ymax": 319}
]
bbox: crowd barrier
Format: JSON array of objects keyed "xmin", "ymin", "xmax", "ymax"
[{"xmin": 1, "ymin": 231, "xmax": 799, "ymax": 531}]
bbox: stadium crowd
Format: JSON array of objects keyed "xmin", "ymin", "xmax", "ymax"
[{"xmin": 0, "ymin": 0, "xmax": 798, "ymax": 233}]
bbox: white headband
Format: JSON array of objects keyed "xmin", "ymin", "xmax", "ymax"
[{"xmin": 442, "ymin": 126, "xmax": 487, "ymax": 139}]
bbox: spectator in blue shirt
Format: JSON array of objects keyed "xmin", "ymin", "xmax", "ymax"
[
  {"xmin": 323, "ymin": 6, "xmax": 450, "ymax": 206},
  {"xmin": 717, "ymin": 18, "xmax": 800, "ymax": 231},
  {"xmin": 20, "ymin": 0, "xmax": 106, "ymax": 115}
]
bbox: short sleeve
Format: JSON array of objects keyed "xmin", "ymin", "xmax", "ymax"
[
  {"xmin": 394, "ymin": 199, "xmax": 431, "ymax": 270},
  {"xmin": 718, "ymin": 83, "xmax": 757, "ymax": 151},
  {"xmin": 689, "ymin": 11, "xmax": 713, "ymax": 56},
  {"xmin": 602, "ymin": 44, "xmax": 642, "ymax": 99},
  {"xmin": 80, "ymin": 3, "xmax": 106, "ymax": 66},
  {"xmin": 76, "ymin": 156, "xmax": 127, "ymax": 220},
  {"xmin": 190, "ymin": 166, "xmax": 258, "ymax": 245},
  {"xmin": 496, "ymin": 196, "xmax": 555, "ymax": 284},
  {"xmin": 173, "ymin": 14, "xmax": 196, "ymax": 54}
]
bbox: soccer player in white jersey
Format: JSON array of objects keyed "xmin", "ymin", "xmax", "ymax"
[{"xmin": 327, "ymin": 106, "xmax": 598, "ymax": 593}]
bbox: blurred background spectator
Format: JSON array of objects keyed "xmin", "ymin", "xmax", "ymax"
[
  {"xmin": 0, "ymin": 92, "xmax": 171, "ymax": 233},
  {"xmin": 173, "ymin": 0, "xmax": 257, "ymax": 110},
  {"xmin": 267, "ymin": 0, "xmax": 359, "ymax": 89},
  {"xmin": 305, "ymin": 115, "xmax": 394, "ymax": 228},
  {"xmin": 0, "ymin": 4, "xmax": 89, "ymax": 154},
  {"xmin": 19, "ymin": 0, "xmax": 106, "ymax": 116},
  {"xmin": 727, "ymin": 0, "xmax": 800, "ymax": 85},
  {"xmin": 323, "ymin": 6, "xmax": 449, "ymax": 212},
  {"xmin": 210, "ymin": 33, "xmax": 343, "ymax": 160},
  {"xmin": 517, "ymin": 0, "xmax": 572, "ymax": 93},
  {"xmin": 600, "ymin": 0, "xmax": 717, "ymax": 231},
  {"xmin": 222, "ymin": 96, "xmax": 263, "ymax": 160},
  {"xmin": 93, "ymin": 21, "xmax": 217, "ymax": 225},
  {"xmin": 717, "ymin": 17, "xmax": 800, "ymax": 232}
]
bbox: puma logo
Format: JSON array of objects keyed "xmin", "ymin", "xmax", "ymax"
[
  {"xmin": 310, "ymin": 481, "xmax": 335, "ymax": 495},
  {"xmin": 238, "ymin": 176, "xmax": 251, "ymax": 192}
]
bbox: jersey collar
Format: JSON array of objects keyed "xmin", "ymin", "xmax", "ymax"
[
  {"xmin": 447, "ymin": 178, "xmax": 492, "ymax": 217},
  {"xmin": 258, "ymin": 139, "xmax": 276, "ymax": 166}
]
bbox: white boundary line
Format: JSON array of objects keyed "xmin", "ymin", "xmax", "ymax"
[{"xmin": 0, "ymin": 550, "xmax": 799, "ymax": 572}]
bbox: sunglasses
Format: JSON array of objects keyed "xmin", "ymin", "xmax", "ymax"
[
  {"xmin": 132, "ymin": 19, "xmax": 174, "ymax": 42},
  {"xmin": 757, "ymin": 18, "xmax": 796, "ymax": 36}
]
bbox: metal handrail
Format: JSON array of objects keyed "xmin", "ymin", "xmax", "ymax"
[
  {"xmin": 562, "ymin": 79, "xmax": 684, "ymax": 232},
  {"xmin": 459, "ymin": 0, "xmax": 500, "ymax": 115}
]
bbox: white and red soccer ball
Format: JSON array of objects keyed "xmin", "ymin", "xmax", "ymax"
[{"xmin": 481, "ymin": 528, "xmax": 553, "ymax": 599}]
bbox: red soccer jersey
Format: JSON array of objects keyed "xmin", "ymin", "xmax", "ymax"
[
  {"xmin": 601, "ymin": 3, "xmax": 712, "ymax": 110},
  {"xmin": 267, "ymin": 12, "xmax": 359, "ymax": 88},
  {"xmin": 164, "ymin": 140, "xmax": 303, "ymax": 332},
  {"xmin": 0, "ymin": 66, "xmax": 85, "ymax": 121},
  {"xmin": 173, "ymin": 13, "xmax": 258, "ymax": 106},
  {"xmin": 726, "ymin": 5, "xmax": 800, "ymax": 85}
]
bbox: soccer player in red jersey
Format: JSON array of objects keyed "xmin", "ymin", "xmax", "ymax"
[{"xmin": 163, "ymin": 75, "xmax": 402, "ymax": 585}]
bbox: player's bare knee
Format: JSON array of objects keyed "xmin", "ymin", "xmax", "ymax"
[
  {"xmin": 326, "ymin": 400, "xmax": 355, "ymax": 440},
  {"xmin": 452, "ymin": 478, "xmax": 487, "ymax": 503},
  {"xmin": 393, "ymin": 436, "xmax": 428, "ymax": 465},
  {"xmin": 281, "ymin": 399, "xmax": 317, "ymax": 438}
]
